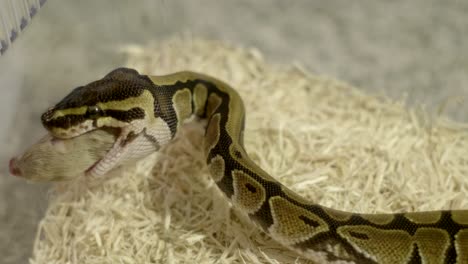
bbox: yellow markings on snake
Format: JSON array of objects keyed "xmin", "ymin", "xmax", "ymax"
[
  {"xmin": 268, "ymin": 196, "xmax": 329, "ymax": 245},
  {"xmin": 96, "ymin": 117, "xmax": 128, "ymax": 128},
  {"xmin": 360, "ymin": 214, "xmax": 394, "ymax": 225},
  {"xmin": 172, "ymin": 88, "xmax": 192, "ymax": 123},
  {"xmin": 229, "ymin": 144, "xmax": 278, "ymax": 183},
  {"xmin": 204, "ymin": 113, "xmax": 221, "ymax": 155},
  {"xmin": 452, "ymin": 211, "xmax": 468, "ymax": 225},
  {"xmin": 232, "ymin": 170, "xmax": 266, "ymax": 214},
  {"xmin": 225, "ymin": 92, "xmax": 245, "ymax": 144},
  {"xmin": 337, "ymin": 225, "xmax": 413, "ymax": 263},
  {"xmin": 98, "ymin": 90, "xmax": 154, "ymax": 111},
  {"xmin": 205, "ymin": 93, "xmax": 222, "ymax": 117},
  {"xmin": 94, "ymin": 90, "xmax": 157, "ymax": 129},
  {"xmin": 405, "ymin": 211, "xmax": 442, "ymax": 224},
  {"xmin": 50, "ymin": 106, "xmax": 87, "ymax": 119},
  {"xmin": 321, "ymin": 207, "xmax": 353, "ymax": 222},
  {"xmin": 208, "ymin": 155, "xmax": 225, "ymax": 182},
  {"xmin": 39, "ymin": 69, "xmax": 468, "ymax": 263},
  {"xmin": 193, "ymin": 84, "xmax": 208, "ymax": 116},
  {"xmin": 413, "ymin": 228, "xmax": 450, "ymax": 264},
  {"xmin": 455, "ymin": 229, "xmax": 468, "ymax": 264}
]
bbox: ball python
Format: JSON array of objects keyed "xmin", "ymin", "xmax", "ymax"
[{"xmin": 39, "ymin": 67, "xmax": 468, "ymax": 263}]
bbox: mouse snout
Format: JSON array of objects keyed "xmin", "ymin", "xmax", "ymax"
[{"xmin": 9, "ymin": 158, "xmax": 22, "ymax": 177}]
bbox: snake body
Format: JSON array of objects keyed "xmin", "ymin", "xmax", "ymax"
[{"xmin": 41, "ymin": 68, "xmax": 468, "ymax": 263}]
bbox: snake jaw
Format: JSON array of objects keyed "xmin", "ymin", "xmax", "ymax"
[
  {"xmin": 84, "ymin": 157, "xmax": 103, "ymax": 176},
  {"xmin": 84, "ymin": 127, "xmax": 137, "ymax": 177}
]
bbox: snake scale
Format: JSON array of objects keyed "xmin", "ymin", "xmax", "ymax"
[{"xmin": 40, "ymin": 68, "xmax": 468, "ymax": 263}]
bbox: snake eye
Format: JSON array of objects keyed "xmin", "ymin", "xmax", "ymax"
[{"xmin": 85, "ymin": 105, "xmax": 102, "ymax": 119}]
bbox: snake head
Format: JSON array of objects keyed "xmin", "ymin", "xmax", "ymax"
[
  {"xmin": 41, "ymin": 68, "xmax": 153, "ymax": 139},
  {"xmin": 41, "ymin": 102, "xmax": 104, "ymax": 138}
]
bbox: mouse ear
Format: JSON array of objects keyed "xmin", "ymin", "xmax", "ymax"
[{"xmin": 103, "ymin": 67, "xmax": 140, "ymax": 81}]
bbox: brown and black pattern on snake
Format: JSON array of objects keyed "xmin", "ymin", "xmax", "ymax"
[{"xmin": 40, "ymin": 68, "xmax": 468, "ymax": 263}]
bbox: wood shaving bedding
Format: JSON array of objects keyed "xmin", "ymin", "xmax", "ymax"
[{"xmin": 31, "ymin": 37, "xmax": 468, "ymax": 264}]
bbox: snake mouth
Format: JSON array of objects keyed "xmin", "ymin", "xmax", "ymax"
[
  {"xmin": 48, "ymin": 126, "xmax": 121, "ymax": 177},
  {"xmin": 94, "ymin": 127, "xmax": 122, "ymax": 137},
  {"xmin": 83, "ymin": 127, "xmax": 122, "ymax": 176},
  {"xmin": 85, "ymin": 159, "xmax": 100, "ymax": 176}
]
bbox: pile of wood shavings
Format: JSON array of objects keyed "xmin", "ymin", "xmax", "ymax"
[{"xmin": 31, "ymin": 38, "xmax": 468, "ymax": 264}]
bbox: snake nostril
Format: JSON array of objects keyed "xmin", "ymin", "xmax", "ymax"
[{"xmin": 41, "ymin": 109, "xmax": 54, "ymax": 123}]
